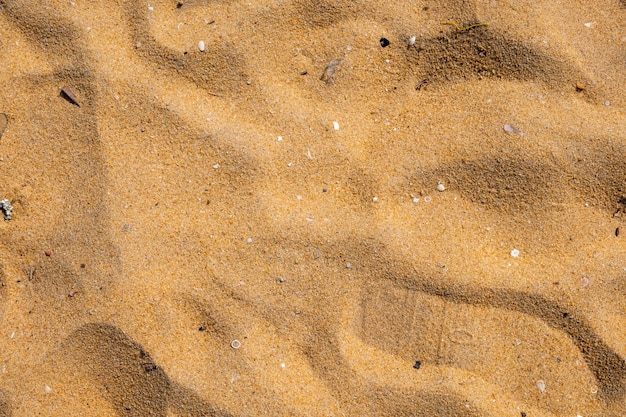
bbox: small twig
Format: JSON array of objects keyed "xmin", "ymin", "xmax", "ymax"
[
  {"xmin": 441, "ymin": 20, "xmax": 489, "ymax": 32},
  {"xmin": 29, "ymin": 267, "xmax": 34, "ymax": 281},
  {"xmin": 415, "ymin": 78, "xmax": 429, "ymax": 90}
]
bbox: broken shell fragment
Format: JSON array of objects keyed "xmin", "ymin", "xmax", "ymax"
[
  {"xmin": 320, "ymin": 60, "xmax": 340, "ymax": 82},
  {"xmin": 60, "ymin": 87, "xmax": 80, "ymax": 107}
]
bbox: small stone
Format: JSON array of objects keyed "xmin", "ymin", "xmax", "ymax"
[
  {"xmin": 333, "ymin": 121, "xmax": 340, "ymax": 130},
  {"xmin": 412, "ymin": 197, "xmax": 419, "ymax": 203},
  {"xmin": 277, "ymin": 136, "xmax": 283, "ymax": 141},
  {"xmin": 372, "ymin": 196, "xmax": 378, "ymax": 202},
  {"xmin": 198, "ymin": 40, "xmax": 205, "ymax": 52},
  {"xmin": 246, "ymin": 237, "xmax": 252, "ymax": 243},
  {"xmin": 413, "ymin": 361, "xmax": 421, "ymax": 369},
  {"xmin": 423, "ymin": 196, "xmax": 432, "ymax": 203},
  {"xmin": 346, "ymin": 263, "xmax": 352, "ymax": 269},
  {"xmin": 604, "ymin": 100, "xmax": 611, "ymax": 107},
  {"xmin": 380, "ymin": 38, "xmax": 390, "ymax": 47},
  {"xmin": 45, "ymin": 385, "xmax": 52, "ymax": 393},
  {"xmin": 45, "ymin": 250, "xmax": 52, "ymax": 257},
  {"xmin": 437, "ymin": 182, "xmax": 445, "ymax": 192},
  {"xmin": 408, "ymin": 36, "xmax": 416, "ymax": 46},
  {"xmin": 511, "ymin": 249, "xmax": 520, "ymax": 258},
  {"xmin": 0, "ymin": 199, "xmax": 13, "ymax": 221},
  {"xmin": 231, "ymin": 339, "xmax": 241, "ymax": 349}
]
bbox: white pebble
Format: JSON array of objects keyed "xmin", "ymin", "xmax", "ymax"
[
  {"xmin": 503, "ymin": 124, "xmax": 515, "ymax": 133},
  {"xmin": 584, "ymin": 22, "xmax": 594, "ymax": 28},
  {"xmin": 230, "ymin": 339, "xmax": 241, "ymax": 349},
  {"xmin": 412, "ymin": 197, "xmax": 419, "ymax": 203},
  {"xmin": 147, "ymin": 6, "xmax": 154, "ymax": 11},
  {"xmin": 511, "ymin": 249, "xmax": 520, "ymax": 258},
  {"xmin": 437, "ymin": 182, "xmax": 445, "ymax": 192},
  {"xmin": 333, "ymin": 121, "xmax": 340, "ymax": 130},
  {"xmin": 277, "ymin": 136, "xmax": 283, "ymax": 141},
  {"xmin": 346, "ymin": 263, "xmax": 352, "ymax": 269},
  {"xmin": 280, "ymin": 362, "xmax": 286, "ymax": 368},
  {"xmin": 536, "ymin": 380, "xmax": 546, "ymax": 393},
  {"xmin": 296, "ymin": 195, "xmax": 302, "ymax": 200},
  {"xmin": 246, "ymin": 237, "xmax": 252, "ymax": 243},
  {"xmin": 604, "ymin": 100, "xmax": 611, "ymax": 107},
  {"xmin": 213, "ymin": 163, "xmax": 220, "ymax": 169},
  {"xmin": 408, "ymin": 36, "xmax": 416, "ymax": 46},
  {"xmin": 372, "ymin": 196, "xmax": 378, "ymax": 202},
  {"xmin": 45, "ymin": 385, "xmax": 52, "ymax": 393},
  {"xmin": 198, "ymin": 40, "xmax": 205, "ymax": 52}
]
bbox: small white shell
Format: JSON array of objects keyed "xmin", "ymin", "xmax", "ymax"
[
  {"xmin": 333, "ymin": 121, "xmax": 340, "ymax": 130},
  {"xmin": 536, "ymin": 380, "xmax": 546, "ymax": 393},
  {"xmin": 437, "ymin": 182, "xmax": 445, "ymax": 192},
  {"xmin": 199, "ymin": 40, "xmax": 206, "ymax": 52},
  {"xmin": 231, "ymin": 339, "xmax": 241, "ymax": 349},
  {"xmin": 408, "ymin": 36, "xmax": 416, "ymax": 46}
]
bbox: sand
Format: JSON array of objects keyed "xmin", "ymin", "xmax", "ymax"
[{"xmin": 0, "ymin": 0, "xmax": 625, "ymax": 416}]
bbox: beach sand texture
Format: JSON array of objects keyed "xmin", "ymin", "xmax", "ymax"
[{"xmin": 0, "ymin": 0, "xmax": 626, "ymax": 416}]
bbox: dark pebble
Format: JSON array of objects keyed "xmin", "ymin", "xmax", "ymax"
[
  {"xmin": 413, "ymin": 361, "xmax": 421, "ymax": 370},
  {"xmin": 380, "ymin": 38, "xmax": 390, "ymax": 48}
]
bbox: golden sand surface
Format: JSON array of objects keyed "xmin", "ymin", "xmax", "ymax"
[{"xmin": 0, "ymin": 1, "xmax": 625, "ymax": 416}]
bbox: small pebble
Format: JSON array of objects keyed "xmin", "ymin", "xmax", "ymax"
[
  {"xmin": 423, "ymin": 196, "xmax": 432, "ymax": 203},
  {"xmin": 333, "ymin": 121, "xmax": 340, "ymax": 130},
  {"xmin": 230, "ymin": 339, "xmax": 241, "ymax": 349},
  {"xmin": 148, "ymin": 6, "xmax": 154, "ymax": 11},
  {"xmin": 213, "ymin": 163, "xmax": 220, "ymax": 169},
  {"xmin": 581, "ymin": 276, "xmax": 590, "ymax": 287},
  {"xmin": 412, "ymin": 197, "xmax": 419, "ymax": 203},
  {"xmin": 45, "ymin": 250, "xmax": 52, "ymax": 257},
  {"xmin": 372, "ymin": 196, "xmax": 378, "ymax": 202},
  {"xmin": 246, "ymin": 237, "xmax": 252, "ymax": 243},
  {"xmin": 408, "ymin": 36, "xmax": 416, "ymax": 46},
  {"xmin": 413, "ymin": 361, "xmax": 421, "ymax": 369},
  {"xmin": 536, "ymin": 380, "xmax": 546, "ymax": 393},
  {"xmin": 604, "ymin": 100, "xmax": 611, "ymax": 107},
  {"xmin": 346, "ymin": 263, "xmax": 352, "ymax": 269},
  {"xmin": 277, "ymin": 136, "xmax": 283, "ymax": 141},
  {"xmin": 437, "ymin": 182, "xmax": 445, "ymax": 192},
  {"xmin": 198, "ymin": 40, "xmax": 205, "ymax": 52},
  {"xmin": 380, "ymin": 38, "xmax": 390, "ymax": 47},
  {"xmin": 45, "ymin": 385, "xmax": 52, "ymax": 393},
  {"xmin": 0, "ymin": 199, "xmax": 13, "ymax": 221},
  {"xmin": 511, "ymin": 249, "xmax": 520, "ymax": 258}
]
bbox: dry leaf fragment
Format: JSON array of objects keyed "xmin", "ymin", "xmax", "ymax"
[
  {"xmin": 0, "ymin": 113, "xmax": 7, "ymax": 140},
  {"xmin": 61, "ymin": 86, "xmax": 80, "ymax": 107}
]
